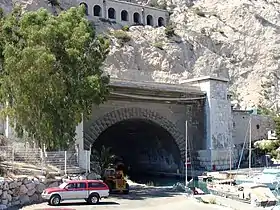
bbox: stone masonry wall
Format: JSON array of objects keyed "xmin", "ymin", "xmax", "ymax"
[
  {"xmin": 181, "ymin": 77, "xmax": 233, "ymax": 170},
  {"xmin": 232, "ymin": 110, "xmax": 275, "ymax": 146},
  {"xmin": 0, "ymin": 176, "xmax": 62, "ymax": 209},
  {"xmin": 83, "ymin": 100, "xmax": 187, "ymax": 155},
  {"xmin": 77, "ymin": 0, "xmax": 169, "ymax": 27}
]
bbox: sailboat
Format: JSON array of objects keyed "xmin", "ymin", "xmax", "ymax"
[{"xmin": 234, "ymin": 114, "xmax": 280, "ymax": 190}]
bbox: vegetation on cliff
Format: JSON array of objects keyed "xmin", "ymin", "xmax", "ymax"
[{"xmin": 0, "ymin": 6, "xmax": 110, "ymax": 150}]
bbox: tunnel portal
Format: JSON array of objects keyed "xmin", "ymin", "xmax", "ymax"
[{"xmin": 92, "ymin": 118, "xmax": 183, "ymax": 178}]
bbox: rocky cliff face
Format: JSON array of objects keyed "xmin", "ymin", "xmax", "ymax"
[{"xmin": 1, "ymin": 0, "xmax": 280, "ymax": 109}]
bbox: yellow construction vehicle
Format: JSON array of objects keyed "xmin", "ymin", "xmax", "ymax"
[{"xmin": 103, "ymin": 162, "xmax": 129, "ymax": 194}]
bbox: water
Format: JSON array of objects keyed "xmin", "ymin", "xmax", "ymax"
[{"xmin": 130, "ymin": 175, "xmax": 184, "ymax": 186}]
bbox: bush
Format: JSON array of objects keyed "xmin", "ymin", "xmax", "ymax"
[
  {"xmin": 254, "ymin": 139, "xmax": 280, "ymax": 159},
  {"xmin": 122, "ymin": 25, "xmax": 129, "ymax": 31},
  {"xmin": 149, "ymin": 1, "xmax": 167, "ymax": 10},
  {"xmin": 194, "ymin": 8, "xmax": 206, "ymax": 17},
  {"xmin": 112, "ymin": 30, "xmax": 131, "ymax": 45},
  {"xmin": 153, "ymin": 42, "xmax": 164, "ymax": 50},
  {"xmin": 165, "ymin": 24, "xmax": 175, "ymax": 38}
]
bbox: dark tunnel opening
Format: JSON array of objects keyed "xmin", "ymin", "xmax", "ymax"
[{"xmin": 92, "ymin": 119, "xmax": 182, "ymax": 183}]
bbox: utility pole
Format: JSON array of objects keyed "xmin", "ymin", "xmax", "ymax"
[
  {"xmin": 185, "ymin": 121, "xmax": 188, "ymax": 190},
  {"xmin": 248, "ymin": 116, "xmax": 252, "ymax": 176}
]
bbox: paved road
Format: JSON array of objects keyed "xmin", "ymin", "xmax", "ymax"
[{"xmin": 19, "ymin": 187, "xmax": 230, "ymax": 210}]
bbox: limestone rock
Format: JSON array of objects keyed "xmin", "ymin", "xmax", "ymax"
[
  {"xmin": 29, "ymin": 193, "xmax": 38, "ymax": 203},
  {"xmin": 2, "ymin": 182, "xmax": 8, "ymax": 191},
  {"xmin": 35, "ymin": 183, "xmax": 45, "ymax": 194},
  {"xmin": 19, "ymin": 185, "xmax": 28, "ymax": 195},
  {"xmin": 0, "ymin": 204, "xmax": 7, "ymax": 209},
  {"xmin": 25, "ymin": 182, "xmax": 35, "ymax": 190},
  {"xmin": 23, "ymin": 178, "xmax": 31, "ymax": 185},
  {"xmin": 19, "ymin": 195, "xmax": 30, "ymax": 205},
  {"xmin": 16, "ymin": 181, "xmax": 22, "ymax": 187},
  {"xmin": 7, "ymin": 194, "xmax": 12, "ymax": 202},
  {"xmin": 0, "ymin": 0, "xmax": 280, "ymax": 108},
  {"xmin": 11, "ymin": 200, "xmax": 20, "ymax": 206},
  {"xmin": 27, "ymin": 188, "xmax": 36, "ymax": 196},
  {"xmin": 1, "ymin": 199, "xmax": 8, "ymax": 205},
  {"xmin": 1, "ymin": 191, "xmax": 8, "ymax": 199},
  {"xmin": 33, "ymin": 178, "xmax": 40, "ymax": 185},
  {"xmin": 9, "ymin": 181, "xmax": 17, "ymax": 189},
  {"xmin": 12, "ymin": 196, "xmax": 19, "ymax": 202},
  {"xmin": 47, "ymin": 182, "xmax": 59, "ymax": 188}
]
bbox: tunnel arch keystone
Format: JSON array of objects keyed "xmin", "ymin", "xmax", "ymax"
[{"xmin": 84, "ymin": 107, "xmax": 185, "ymax": 157}]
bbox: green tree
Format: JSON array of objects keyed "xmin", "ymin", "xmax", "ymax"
[
  {"xmin": 0, "ymin": 6, "xmax": 110, "ymax": 150},
  {"xmin": 91, "ymin": 146, "xmax": 115, "ymax": 176}
]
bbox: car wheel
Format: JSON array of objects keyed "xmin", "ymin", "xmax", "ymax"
[
  {"xmin": 49, "ymin": 194, "xmax": 61, "ymax": 206},
  {"xmin": 123, "ymin": 183, "xmax": 129, "ymax": 194},
  {"xmin": 87, "ymin": 193, "xmax": 100, "ymax": 204}
]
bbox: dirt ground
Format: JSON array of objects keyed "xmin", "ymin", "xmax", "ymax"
[{"xmin": 18, "ymin": 186, "xmax": 231, "ymax": 210}]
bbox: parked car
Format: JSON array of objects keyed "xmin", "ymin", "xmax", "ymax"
[{"xmin": 41, "ymin": 180, "xmax": 110, "ymax": 206}]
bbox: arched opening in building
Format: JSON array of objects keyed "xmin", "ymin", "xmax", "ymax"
[
  {"xmin": 146, "ymin": 15, "xmax": 154, "ymax": 26},
  {"xmin": 93, "ymin": 5, "xmax": 102, "ymax": 17},
  {"xmin": 108, "ymin": 8, "xmax": 116, "ymax": 19},
  {"xmin": 133, "ymin": 12, "xmax": 141, "ymax": 24},
  {"xmin": 79, "ymin": 2, "xmax": 89, "ymax": 16},
  {"xmin": 158, "ymin": 17, "xmax": 165, "ymax": 27},
  {"xmin": 91, "ymin": 119, "xmax": 182, "ymax": 182},
  {"xmin": 121, "ymin": 10, "xmax": 129, "ymax": 21}
]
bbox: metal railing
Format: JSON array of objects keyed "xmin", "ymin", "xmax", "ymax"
[{"xmin": 0, "ymin": 145, "xmax": 83, "ymax": 176}]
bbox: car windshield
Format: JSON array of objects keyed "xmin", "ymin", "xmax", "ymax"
[{"xmin": 59, "ymin": 182, "xmax": 68, "ymax": 189}]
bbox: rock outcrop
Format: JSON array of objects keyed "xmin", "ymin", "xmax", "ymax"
[
  {"xmin": 1, "ymin": 0, "xmax": 280, "ymax": 109},
  {"xmin": 0, "ymin": 176, "xmax": 62, "ymax": 208}
]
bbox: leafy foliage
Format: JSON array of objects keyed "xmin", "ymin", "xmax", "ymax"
[
  {"xmin": 112, "ymin": 30, "xmax": 131, "ymax": 45},
  {"xmin": 274, "ymin": 117, "xmax": 280, "ymax": 140},
  {"xmin": 122, "ymin": 25, "xmax": 129, "ymax": 32},
  {"xmin": 254, "ymin": 140, "xmax": 280, "ymax": 159},
  {"xmin": 153, "ymin": 42, "xmax": 164, "ymax": 50},
  {"xmin": 164, "ymin": 24, "xmax": 176, "ymax": 38},
  {"xmin": 0, "ymin": 6, "xmax": 110, "ymax": 150},
  {"xmin": 91, "ymin": 146, "xmax": 116, "ymax": 176}
]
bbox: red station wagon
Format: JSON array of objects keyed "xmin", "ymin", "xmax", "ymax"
[{"xmin": 41, "ymin": 180, "xmax": 110, "ymax": 206}]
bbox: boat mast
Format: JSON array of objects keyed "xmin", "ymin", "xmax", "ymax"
[
  {"xmin": 185, "ymin": 121, "xmax": 188, "ymax": 189},
  {"xmin": 229, "ymin": 145, "xmax": 232, "ymax": 174},
  {"xmin": 248, "ymin": 115, "xmax": 252, "ymax": 176}
]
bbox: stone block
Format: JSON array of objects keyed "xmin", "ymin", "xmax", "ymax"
[
  {"xmin": 1, "ymin": 191, "xmax": 8, "ymax": 200},
  {"xmin": 35, "ymin": 183, "xmax": 45, "ymax": 194},
  {"xmin": 19, "ymin": 185, "xmax": 28, "ymax": 195},
  {"xmin": 19, "ymin": 195, "xmax": 30, "ymax": 205},
  {"xmin": 29, "ymin": 193, "xmax": 38, "ymax": 203},
  {"xmin": 8, "ymin": 182, "xmax": 17, "ymax": 189},
  {"xmin": 0, "ymin": 204, "xmax": 7, "ymax": 209},
  {"xmin": 11, "ymin": 200, "xmax": 20, "ymax": 206},
  {"xmin": 1, "ymin": 199, "xmax": 8, "ymax": 205},
  {"xmin": 25, "ymin": 182, "xmax": 35, "ymax": 190},
  {"xmin": 27, "ymin": 188, "xmax": 36, "ymax": 196},
  {"xmin": 2, "ymin": 183, "xmax": 8, "ymax": 191}
]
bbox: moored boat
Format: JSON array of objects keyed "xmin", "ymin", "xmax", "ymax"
[{"xmin": 207, "ymin": 180, "xmax": 277, "ymax": 208}]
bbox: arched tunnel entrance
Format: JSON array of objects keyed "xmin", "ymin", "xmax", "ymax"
[{"xmin": 91, "ymin": 118, "xmax": 182, "ymax": 182}]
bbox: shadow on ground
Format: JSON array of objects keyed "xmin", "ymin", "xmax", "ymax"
[
  {"xmin": 110, "ymin": 186, "xmax": 183, "ymax": 200},
  {"xmin": 7, "ymin": 201, "xmax": 119, "ymax": 210}
]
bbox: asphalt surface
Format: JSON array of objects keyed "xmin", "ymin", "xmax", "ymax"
[{"xmin": 19, "ymin": 186, "xmax": 230, "ymax": 210}]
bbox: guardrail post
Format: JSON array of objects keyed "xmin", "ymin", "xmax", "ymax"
[
  {"xmin": 40, "ymin": 148, "xmax": 43, "ymax": 175},
  {"xmin": 12, "ymin": 147, "xmax": 14, "ymax": 171},
  {"xmin": 64, "ymin": 151, "xmax": 67, "ymax": 175},
  {"xmin": 89, "ymin": 145, "xmax": 92, "ymax": 173}
]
